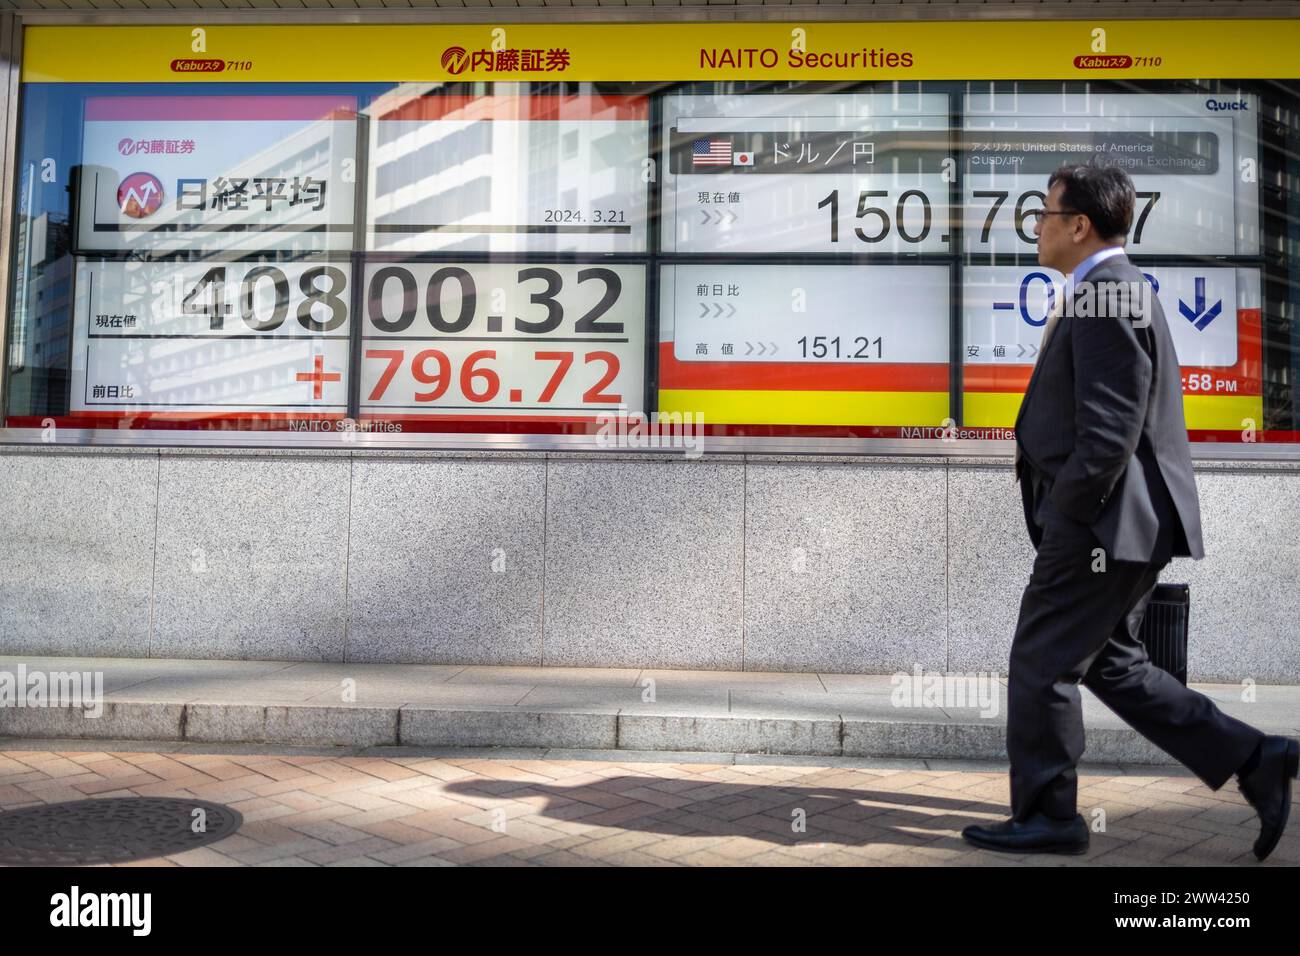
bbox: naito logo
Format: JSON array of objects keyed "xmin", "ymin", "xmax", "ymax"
[
  {"xmin": 440, "ymin": 45, "xmax": 571, "ymax": 74},
  {"xmin": 442, "ymin": 46, "xmax": 469, "ymax": 75},
  {"xmin": 117, "ymin": 172, "xmax": 164, "ymax": 219}
]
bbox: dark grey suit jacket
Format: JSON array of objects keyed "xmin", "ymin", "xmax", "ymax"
[{"xmin": 1013, "ymin": 252, "xmax": 1205, "ymax": 563}]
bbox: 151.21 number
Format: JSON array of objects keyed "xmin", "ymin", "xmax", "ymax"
[{"xmin": 798, "ymin": 335, "xmax": 883, "ymax": 359}]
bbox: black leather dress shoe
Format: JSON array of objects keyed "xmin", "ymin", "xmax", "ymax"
[
  {"xmin": 1237, "ymin": 735, "xmax": 1300, "ymax": 862},
  {"xmin": 962, "ymin": 812, "xmax": 1089, "ymax": 855}
]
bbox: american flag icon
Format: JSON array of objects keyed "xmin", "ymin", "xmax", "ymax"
[{"xmin": 692, "ymin": 138, "xmax": 732, "ymax": 166}]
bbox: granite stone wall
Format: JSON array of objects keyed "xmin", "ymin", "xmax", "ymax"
[{"xmin": 1, "ymin": 446, "xmax": 1296, "ymax": 682}]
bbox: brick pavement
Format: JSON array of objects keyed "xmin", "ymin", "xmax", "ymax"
[{"xmin": 0, "ymin": 745, "xmax": 1294, "ymax": 867}]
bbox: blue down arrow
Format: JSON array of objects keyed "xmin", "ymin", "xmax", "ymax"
[{"xmin": 1179, "ymin": 277, "xmax": 1222, "ymax": 331}]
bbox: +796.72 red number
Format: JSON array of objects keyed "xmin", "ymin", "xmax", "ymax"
[{"xmin": 363, "ymin": 349, "xmax": 623, "ymax": 404}]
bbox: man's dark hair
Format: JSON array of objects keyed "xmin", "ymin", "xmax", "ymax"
[{"xmin": 1047, "ymin": 163, "xmax": 1135, "ymax": 243}]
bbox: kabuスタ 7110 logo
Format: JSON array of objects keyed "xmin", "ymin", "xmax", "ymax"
[{"xmin": 441, "ymin": 46, "xmax": 571, "ymax": 75}]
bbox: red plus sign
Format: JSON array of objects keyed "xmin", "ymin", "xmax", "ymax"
[{"xmin": 296, "ymin": 355, "xmax": 341, "ymax": 400}]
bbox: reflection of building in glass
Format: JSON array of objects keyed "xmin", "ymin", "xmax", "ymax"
[
  {"xmin": 662, "ymin": 91, "xmax": 949, "ymax": 255},
  {"xmin": 368, "ymin": 83, "xmax": 493, "ymax": 255},
  {"xmin": 6, "ymin": 211, "xmax": 73, "ymax": 417},
  {"xmin": 367, "ymin": 82, "xmax": 644, "ymax": 254},
  {"xmin": 68, "ymin": 103, "xmax": 354, "ymax": 413},
  {"xmin": 81, "ymin": 259, "xmax": 345, "ymax": 412},
  {"xmin": 79, "ymin": 99, "xmax": 354, "ymax": 258}
]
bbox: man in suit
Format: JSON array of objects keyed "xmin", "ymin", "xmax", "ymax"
[{"xmin": 961, "ymin": 164, "xmax": 1298, "ymax": 859}]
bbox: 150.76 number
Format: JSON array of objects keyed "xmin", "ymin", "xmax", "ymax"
[{"xmin": 813, "ymin": 188, "xmax": 1161, "ymax": 245}]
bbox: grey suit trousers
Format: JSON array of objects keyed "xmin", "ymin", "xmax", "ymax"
[{"xmin": 1008, "ymin": 466, "xmax": 1262, "ymax": 821}]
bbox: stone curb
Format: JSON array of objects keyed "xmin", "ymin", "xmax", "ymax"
[{"xmin": 0, "ymin": 700, "xmax": 1244, "ymax": 765}]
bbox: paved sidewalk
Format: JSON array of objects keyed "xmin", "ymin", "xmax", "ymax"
[
  {"xmin": 0, "ymin": 742, "xmax": 1293, "ymax": 867},
  {"xmin": 1, "ymin": 656, "xmax": 1296, "ymax": 764}
]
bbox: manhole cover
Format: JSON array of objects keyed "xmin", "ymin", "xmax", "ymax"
[{"xmin": 0, "ymin": 798, "xmax": 243, "ymax": 866}]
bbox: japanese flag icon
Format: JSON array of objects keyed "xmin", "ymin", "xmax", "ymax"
[{"xmin": 733, "ymin": 152, "xmax": 754, "ymax": 166}]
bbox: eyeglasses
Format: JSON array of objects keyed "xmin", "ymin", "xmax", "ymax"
[{"xmin": 1024, "ymin": 207, "xmax": 1081, "ymax": 224}]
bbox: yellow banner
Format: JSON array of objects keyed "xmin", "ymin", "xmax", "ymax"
[
  {"xmin": 659, "ymin": 389, "xmax": 950, "ymax": 427},
  {"xmin": 965, "ymin": 392, "xmax": 1263, "ymax": 432},
  {"xmin": 21, "ymin": 20, "xmax": 1300, "ymax": 84}
]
